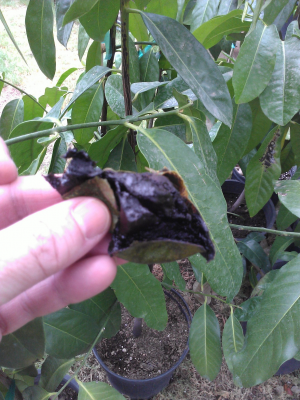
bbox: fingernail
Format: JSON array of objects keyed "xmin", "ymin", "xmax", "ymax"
[{"xmin": 73, "ymin": 198, "xmax": 111, "ymax": 239}]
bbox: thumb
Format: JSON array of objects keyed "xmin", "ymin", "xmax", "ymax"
[{"xmin": 0, "ymin": 197, "xmax": 111, "ymax": 306}]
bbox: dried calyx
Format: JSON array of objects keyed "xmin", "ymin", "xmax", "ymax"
[{"xmin": 45, "ymin": 149, "xmax": 215, "ymax": 264}]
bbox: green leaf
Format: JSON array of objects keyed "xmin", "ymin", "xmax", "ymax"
[
  {"xmin": 77, "ymin": 381, "xmax": 126, "ymax": 400},
  {"xmin": 137, "ymin": 129, "xmax": 243, "ymax": 299},
  {"xmin": 146, "ymin": 0, "xmax": 178, "ymax": 19},
  {"xmin": 139, "ymin": 49, "xmax": 159, "ymax": 107},
  {"xmin": 88, "ymin": 125, "xmax": 128, "ymax": 167},
  {"xmin": 40, "ymin": 87, "xmax": 68, "ymax": 108},
  {"xmin": 23, "ymin": 386, "xmax": 50, "ymax": 400},
  {"xmin": 285, "ymin": 20, "xmax": 300, "ymax": 41},
  {"xmin": 86, "ymin": 41, "xmax": 103, "ymax": 72},
  {"xmin": 193, "ymin": 10, "xmax": 250, "ymax": 49},
  {"xmin": 48, "ymin": 136, "xmax": 67, "ymax": 174},
  {"xmin": 245, "ymin": 126, "xmax": 282, "ymax": 217},
  {"xmin": 44, "ymin": 308, "xmax": 100, "ymax": 359},
  {"xmin": 291, "ymin": 122, "xmax": 300, "ymax": 167},
  {"xmin": 72, "ymin": 83, "xmax": 103, "ymax": 145},
  {"xmin": 247, "ymin": 0, "xmax": 264, "ymax": 36},
  {"xmin": 213, "ymin": 99, "xmax": 252, "ymax": 185},
  {"xmin": 154, "ymin": 114, "xmax": 186, "ymax": 141},
  {"xmin": 234, "ymin": 296, "xmax": 263, "ymax": 320},
  {"xmin": 276, "ymin": 204, "xmax": 298, "ymax": 231},
  {"xmin": 189, "ymin": 304, "xmax": 222, "ymax": 380},
  {"xmin": 63, "ymin": 0, "xmax": 98, "ymax": 25},
  {"xmin": 259, "ymin": 38, "xmax": 300, "ymax": 126},
  {"xmin": 62, "ymin": 66, "xmax": 110, "ymax": 114},
  {"xmin": 105, "ymin": 74, "xmax": 126, "ymax": 118},
  {"xmin": 161, "ymin": 261, "xmax": 186, "ymax": 290},
  {"xmin": 272, "ymin": 0, "xmax": 296, "ymax": 32},
  {"xmin": 217, "ymin": 0, "xmax": 238, "ymax": 15},
  {"xmin": 20, "ymin": 147, "xmax": 47, "ymax": 176},
  {"xmin": 263, "ymin": 0, "xmax": 290, "ymax": 25},
  {"xmin": 0, "ymin": 9, "xmax": 27, "ymax": 64},
  {"xmin": 233, "ymin": 21, "xmax": 280, "ymax": 104},
  {"xmin": 274, "ymin": 180, "xmax": 300, "ymax": 218},
  {"xmin": 243, "ymin": 98, "xmax": 272, "ymax": 156},
  {"xmin": 78, "ymin": 23, "xmax": 90, "ymax": 60},
  {"xmin": 222, "ymin": 313, "xmax": 244, "ymax": 372},
  {"xmin": 231, "ymin": 255, "xmax": 300, "ymax": 387},
  {"xmin": 135, "ymin": 0, "xmax": 152, "ymax": 9},
  {"xmin": 79, "ymin": 0, "xmax": 119, "ymax": 42},
  {"xmin": 104, "ymin": 136, "xmax": 137, "ymax": 171},
  {"xmin": 269, "ymin": 236, "xmax": 294, "ymax": 265},
  {"xmin": 153, "ymin": 76, "xmax": 188, "ymax": 109},
  {"xmin": 111, "ymin": 263, "xmax": 168, "ymax": 331},
  {"xmin": 141, "ymin": 12, "xmax": 233, "ymax": 127},
  {"xmin": 39, "ymin": 357, "xmax": 75, "ymax": 392},
  {"xmin": 8, "ymin": 120, "xmax": 53, "ymax": 174},
  {"xmin": 25, "ymin": 0, "xmax": 56, "ymax": 79},
  {"xmin": 0, "ymin": 99, "xmax": 24, "ymax": 140},
  {"xmin": 237, "ymin": 239, "xmax": 271, "ymax": 273},
  {"xmin": 56, "ymin": 0, "xmax": 75, "ymax": 47},
  {"xmin": 189, "ymin": 0, "xmax": 220, "ymax": 32},
  {"xmin": 129, "ymin": 1, "xmax": 149, "ymax": 42},
  {"xmin": 23, "ymin": 95, "xmax": 44, "ymax": 121},
  {"xmin": 0, "ymin": 318, "xmax": 45, "ymax": 369},
  {"xmin": 56, "ymin": 67, "xmax": 78, "ymax": 87}
]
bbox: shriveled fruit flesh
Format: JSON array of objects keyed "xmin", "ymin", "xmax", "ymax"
[{"xmin": 45, "ymin": 149, "xmax": 215, "ymax": 264}]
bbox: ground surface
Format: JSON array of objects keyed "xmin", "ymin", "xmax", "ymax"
[{"xmin": 2, "ymin": 1, "xmax": 300, "ymax": 399}]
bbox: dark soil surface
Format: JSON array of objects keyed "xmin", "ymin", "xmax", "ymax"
[
  {"xmin": 96, "ymin": 294, "xmax": 189, "ymax": 380},
  {"xmin": 55, "ymin": 383, "xmax": 78, "ymax": 400},
  {"xmin": 225, "ymin": 193, "xmax": 267, "ymax": 238}
]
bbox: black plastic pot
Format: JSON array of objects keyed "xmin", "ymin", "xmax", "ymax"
[
  {"xmin": 93, "ymin": 289, "xmax": 192, "ymax": 400},
  {"xmin": 222, "ymin": 179, "xmax": 276, "ymax": 229}
]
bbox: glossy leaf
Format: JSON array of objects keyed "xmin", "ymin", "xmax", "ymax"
[
  {"xmin": 161, "ymin": 261, "xmax": 186, "ymax": 290},
  {"xmin": 63, "ymin": 0, "xmax": 98, "ymax": 25},
  {"xmin": 40, "ymin": 87, "xmax": 67, "ymax": 108},
  {"xmin": 131, "ymin": 81, "xmax": 166, "ymax": 95},
  {"xmin": 233, "ymin": 21, "xmax": 280, "ymax": 104},
  {"xmin": 245, "ymin": 126, "xmax": 282, "ymax": 217},
  {"xmin": 276, "ymin": 204, "xmax": 298, "ymax": 230},
  {"xmin": 105, "ymin": 74, "xmax": 126, "ymax": 118},
  {"xmin": 78, "ymin": 23, "xmax": 90, "ymax": 60},
  {"xmin": 44, "ymin": 308, "xmax": 100, "ymax": 359},
  {"xmin": 88, "ymin": 125, "xmax": 128, "ymax": 167},
  {"xmin": 155, "ymin": 114, "xmax": 186, "ymax": 141},
  {"xmin": 237, "ymin": 239, "xmax": 271, "ymax": 273},
  {"xmin": 0, "ymin": 9, "xmax": 26, "ymax": 64},
  {"xmin": 141, "ymin": 12, "xmax": 233, "ymax": 127},
  {"xmin": 259, "ymin": 38, "xmax": 300, "ymax": 126},
  {"xmin": 79, "ymin": 0, "xmax": 119, "ymax": 42},
  {"xmin": 128, "ymin": 37, "xmax": 140, "ymax": 86},
  {"xmin": 56, "ymin": 67, "xmax": 78, "ymax": 87},
  {"xmin": 0, "ymin": 318, "xmax": 45, "ymax": 369},
  {"xmin": 222, "ymin": 313, "xmax": 244, "ymax": 372},
  {"xmin": 72, "ymin": 83, "xmax": 103, "ymax": 145},
  {"xmin": 69, "ymin": 288, "xmax": 121, "ymax": 338},
  {"xmin": 39, "ymin": 357, "xmax": 75, "ymax": 392},
  {"xmin": 146, "ymin": 0, "xmax": 178, "ymax": 19},
  {"xmin": 23, "ymin": 95, "xmax": 44, "ymax": 121},
  {"xmin": 8, "ymin": 120, "xmax": 53, "ymax": 174},
  {"xmin": 189, "ymin": 304, "xmax": 222, "ymax": 380},
  {"xmin": 111, "ymin": 263, "xmax": 168, "ymax": 331},
  {"xmin": 231, "ymin": 255, "xmax": 300, "ymax": 387},
  {"xmin": 56, "ymin": 0, "xmax": 74, "ymax": 47},
  {"xmin": 154, "ymin": 76, "xmax": 189, "ymax": 109},
  {"xmin": 23, "ymin": 386, "xmax": 50, "ymax": 400},
  {"xmin": 137, "ymin": 129, "xmax": 243, "ymax": 299},
  {"xmin": 217, "ymin": 0, "xmax": 238, "ymax": 15},
  {"xmin": 291, "ymin": 122, "xmax": 300, "ymax": 167},
  {"xmin": 104, "ymin": 136, "xmax": 137, "ymax": 172},
  {"xmin": 139, "ymin": 49, "xmax": 159, "ymax": 107},
  {"xmin": 25, "ymin": 0, "xmax": 56, "ymax": 79},
  {"xmin": 270, "ymin": 236, "xmax": 294, "ymax": 266},
  {"xmin": 193, "ymin": 10, "xmax": 250, "ymax": 49},
  {"xmin": 129, "ymin": 1, "xmax": 149, "ymax": 42},
  {"xmin": 273, "ymin": 0, "xmax": 297, "ymax": 32},
  {"xmin": 62, "ymin": 66, "xmax": 110, "ymax": 114},
  {"xmin": 189, "ymin": 0, "xmax": 220, "ymax": 32},
  {"xmin": 263, "ymin": 0, "xmax": 290, "ymax": 25},
  {"xmin": 86, "ymin": 41, "xmax": 103, "ymax": 72},
  {"xmin": 20, "ymin": 147, "xmax": 47, "ymax": 176},
  {"xmin": 0, "ymin": 99, "xmax": 24, "ymax": 140},
  {"xmin": 48, "ymin": 137, "xmax": 67, "ymax": 174},
  {"xmin": 213, "ymin": 99, "xmax": 252, "ymax": 185},
  {"xmin": 234, "ymin": 296, "xmax": 264, "ymax": 321},
  {"xmin": 285, "ymin": 20, "xmax": 300, "ymax": 40},
  {"xmin": 243, "ymin": 98, "xmax": 272, "ymax": 156},
  {"xmin": 77, "ymin": 381, "xmax": 126, "ymax": 400},
  {"xmin": 274, "ymin": 180, "xmax": 300, "ymax": 218}
]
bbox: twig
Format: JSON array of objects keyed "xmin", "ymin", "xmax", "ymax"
[{"xmin": 229, "ymin": 189, "xmax": 245, "ymax": 212}]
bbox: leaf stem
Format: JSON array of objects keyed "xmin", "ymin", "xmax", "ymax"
[
  {"xmin": 229, "ymin": 224, "xmax": 300, "ymax": 238},
  {"xmin": 51, "ymin": 301, "xmax": 118, "ymax": 400},
  {"xmin": 5, "ymin": 103, "xmax": 193, "ymax": 146},
  {"xmin": 0, "ymin": 78, "xmax": 47, "ymax": 112}
]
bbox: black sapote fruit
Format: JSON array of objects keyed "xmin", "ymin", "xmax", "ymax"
[{"xmin": 45, "ymin": 149, "xmax": 215, "ymax": 264}]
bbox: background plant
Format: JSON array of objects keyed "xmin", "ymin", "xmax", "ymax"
[{"xmin": 1, "ymin": 0, "xmax": 300, "ymax": 398}]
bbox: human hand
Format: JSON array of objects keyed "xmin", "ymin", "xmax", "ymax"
[{"xmin": 0, "ymin": 138, "xmax": 120, "ymax": 341}]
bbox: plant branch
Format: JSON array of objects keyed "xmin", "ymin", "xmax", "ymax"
[
  {"xmin": 0, "ymin": 78, "xmax": 47, "ymax": 112},
  {"xmin": 229, "ymin": 224, "xmax": 300, "ymax": 238},
  {"xmin": 5, "ymin": 103, "xmax": 193, "ymax": 146},
  {"xmin": 229, "ymin": 189, "xmax": 245, "ymax": 212},
  {"xmin": 51, "ymin": 301, "xmax": 118, "ymax": 400}
]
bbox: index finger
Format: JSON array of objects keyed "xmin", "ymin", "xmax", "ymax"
[{"xmin": 0, "ymin": 138, "xmax": 18, "ymax": 185}]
